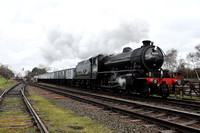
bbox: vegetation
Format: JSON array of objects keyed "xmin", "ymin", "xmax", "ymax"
[
  {"xmin": 0, "ymin": 97, "xmax": 38, "ymax": 133},
  {"xmin": 24, "ymin": 65, "xmax": 48, "ymax": 81},
  {"xmin": 163, "ymin": 43, "xmax": 200, "ymax": 80},
  {"xmin": 0, "ymin": 64, "xmax": 14, "ymax": 79},
  {"xmin": 163, "ymin": 49, "xmax": 178, "ymax": 72},
  {"xmin": 0, "ymin": 76, "xmax": 16, "ymax": 91},
  {"xmin": 25, "ymin": 67, "xmax": 47, "ymax": 77},
  {"xmin": 169, "ymin": 94, "xmax": 199, "ymax": 100},
  {"xmin": 28, "ymin": 90, "xmax": 114, "ymax": 133}
]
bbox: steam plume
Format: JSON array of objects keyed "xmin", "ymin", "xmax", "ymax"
[
  {"xmin": 116, "ymin": 77, "xmax": 126, "ymax": 87},
  {"xmin": 41, "ymin": 18, "xmax": 149, "ymax": 64}
]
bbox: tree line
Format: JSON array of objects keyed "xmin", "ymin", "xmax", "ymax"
[
  {"xmin": 163, "ymin": 43, "xmax": 200, "ymax": 80},
  {"xmin": 25, "ymin": 66, "xmax": 47, "ymax": 77},
  {"xmin": 0, "ymin": 64, "xmax": 14, "ymax": 79}
]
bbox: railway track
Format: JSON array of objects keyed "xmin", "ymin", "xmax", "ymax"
[
  {"xmin": 88, "ymin": 88, "xmax": 200, "ymax": 111},
  {"xmin": 138, "ymin": 96, "xmax": 200, "ymax": 112},
  {"xmin": 0, "ymin": 83, "xmax": 49, "ymax": 133},
  {"xmin": 36, "ymin": 83, "xmax": 200, "ymax": 113},
  {"xmin": 78, "ymin": 86, "xmax": 200, "ymax": 112},
  {"xmin": 106, "ymin": 93, "xmax": 200, "ymax": 113},
  {"xmin": 29, "ymin": 83, "xmax": 200, "ymax": 133}
]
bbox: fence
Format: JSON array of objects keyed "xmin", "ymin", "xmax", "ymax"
[{"xmin": 174, "ymin": 81, "xmax": 200, "ymax": 99}]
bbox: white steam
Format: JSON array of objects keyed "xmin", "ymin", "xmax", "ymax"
[
  {"xmin": 116, "ymin": 77, "xmax": 126, "ymax": 87},
  {"xmin": 41, "ymin": 18, "xmax": 149, "ymax": 63},
  {"xmin": 38, "ymin": 1, "xmax": 149, "ymax": 65}
]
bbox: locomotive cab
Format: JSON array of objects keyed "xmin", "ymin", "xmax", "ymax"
[{"xmin": 74, "ymin": 54, "xmax": 105, "ymax": 80}]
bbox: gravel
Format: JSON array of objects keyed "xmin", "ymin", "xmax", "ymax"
[{"xmin": 27, "ymin": 85, "xmax": 168, "ymax": 133}]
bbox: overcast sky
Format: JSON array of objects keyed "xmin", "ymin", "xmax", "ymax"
[{"xmin": 0, "ymin": 0, "xmax": 200, "ymax": 75}]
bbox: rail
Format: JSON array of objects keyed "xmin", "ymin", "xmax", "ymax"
[
  {"xmin": 21, "ymin": 83, "xmax": 49, "ymax": 133},
  {"xmin": 0, "ymin": 83, "xmax": 20, "ymax": 102}
]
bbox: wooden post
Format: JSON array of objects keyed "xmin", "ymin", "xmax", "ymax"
[
  {"xmin": 173, "ymin": 85, "xmax": 177, "ymax": 98},
  {"xmin": 175, "ymin": 88, "xmax": 177, "ymax": 98},
  {"xmin": 182, "ymin": 85, "xmax": 185, "ymax": 98},
  {"xmin": 189, "ymin": 82, "xmax": 193, "ymax": 99},
  {"xmin": 180, "ymin": 86, "xmax": 183, "ymax": 98},
  {"xmin": 199, "ymin": 81, "xmax": 200, "ymax": 99}
]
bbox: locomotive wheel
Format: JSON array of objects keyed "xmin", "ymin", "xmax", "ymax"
[
  {"xmin": 161, "ymin": 85, "xmax": 169, "ymax": 98},
  {"xmin": 140, "ymin": 83, "xmax": 150, "ymax": 98},
  {"xmin": 120, "ymin": 83, "xmax": 130, "ymax": 95},
  {"xmin": 97, "ymin": 87, "xmax": 104, "ymax": 92},
  {"xmin": 121, "ymin": 88, "xmax": 130, "ymax": 95}
]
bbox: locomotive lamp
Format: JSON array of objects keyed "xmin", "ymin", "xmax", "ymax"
[
  {"xmin": 177, "ymin": 79, "xmax": 182, "ymax": 86},
  {"xmin": 153, "ymin": 79, "xmax": 158, "ymax": 85}
]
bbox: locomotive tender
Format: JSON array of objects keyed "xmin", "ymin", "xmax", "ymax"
[{"xmin": 36, "ymin": 40, "xmax": 171, "ymax": 98}]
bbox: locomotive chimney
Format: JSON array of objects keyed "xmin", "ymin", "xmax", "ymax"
[{"xmin": 142, "ymin": 40, "xmax": 151, "ymax": 46}]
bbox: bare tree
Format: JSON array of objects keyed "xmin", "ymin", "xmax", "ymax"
[
  {"xmin": 194, "ymin": 44, "xmax": 200, "ymax": 65},
  {"xmin": 177, "ymin": 58, "xmax": 186, "ymax": 71},
  {"xmin": 187, "ymin": 44, "xmax": 200, "ymax": 80},
  {"xmin": 163, "ymin": 49, "xmax": 178, "ymax": 72}
]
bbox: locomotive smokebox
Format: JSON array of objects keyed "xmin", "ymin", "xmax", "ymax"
[{"xmin": 142, "ymin": 40, "xmax": 151, "ymax": 46}]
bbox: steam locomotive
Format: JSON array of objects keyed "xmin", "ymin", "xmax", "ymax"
[{"xmin": 36, "ymin": 40, "xmax": 176, "ymax": 98}]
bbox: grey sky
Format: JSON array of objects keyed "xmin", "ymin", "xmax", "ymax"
[{"xmin": 0, "ymin": 0, "xmax": 199, "ymax": 76}]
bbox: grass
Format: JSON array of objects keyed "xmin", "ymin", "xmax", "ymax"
[
  {"xmin": 0, "ymin": 76, "xmax": 38, "ymax": 133},
  {"xmin": 0, "ymin": 127, "xmax": 38, "ymax": 133},
  {"xmin": 152, "ymin": 94, "xmax": 200, "ymax": 100},
  {"xmin": 39, "ymin": 82, "xmax": 61, "ymax": 88},
  {"xmin": 169, "ymin": 94, "xmax": 200, "ymax": 100},
  {"xmin": 0, "ymin": 76, "xmax": 17, "ymax": 91},
  {"xmin": 0, "ymin": 126, "xmax": 38, "ymax": 133},
  {"xmin": 0, "ymin": 97, "xmax": 38, "ymax": 133},
  {"xmin": 28, "ymin": 90, "xmax": 114, "ymax": 133}
]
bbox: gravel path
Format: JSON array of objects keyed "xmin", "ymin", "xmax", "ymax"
[{"xmin": 27, "ymin": 85, "xmax": 168, "ymax": 133}]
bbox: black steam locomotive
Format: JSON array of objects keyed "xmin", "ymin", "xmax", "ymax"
[{"xmin": 37, "ymin": 40, "xmax": 167, "ymax": 97}]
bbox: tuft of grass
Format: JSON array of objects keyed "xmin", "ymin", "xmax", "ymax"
[
  {"xmin": 28, "ymin": 90, "xmax": 114, "ymax": 133},
  {"xmin": 0, "ymin": 76, "xmax": 17, "ymax": 91},
  {"xmin": 152, "ymin": 93, "xmax": 200, "ymax": 100}
]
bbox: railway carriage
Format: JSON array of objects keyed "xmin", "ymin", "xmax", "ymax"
[{"xmin": 40, "ymin": 68, "xmax": 75, "ymax": 85}]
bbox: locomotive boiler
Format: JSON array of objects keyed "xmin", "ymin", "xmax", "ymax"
[
  {"xmin": 103, "ymin": 40, "xmax": 164, "ymax": 72},
  {"xmin": 97, "ymin": 40, "xmax": 165, "ymax": 97}
]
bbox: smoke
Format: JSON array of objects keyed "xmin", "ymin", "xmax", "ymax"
[
  {"xmin": 38, "ymin": 1, "xmax": 150, "ymax": 66},
  {"xmin": 116, "ymin": 77, "xmax": 126, "ymax": 87},
  {"xmin": 41, "ymin": 18, "xmax": 149, "ymax": 64}
]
